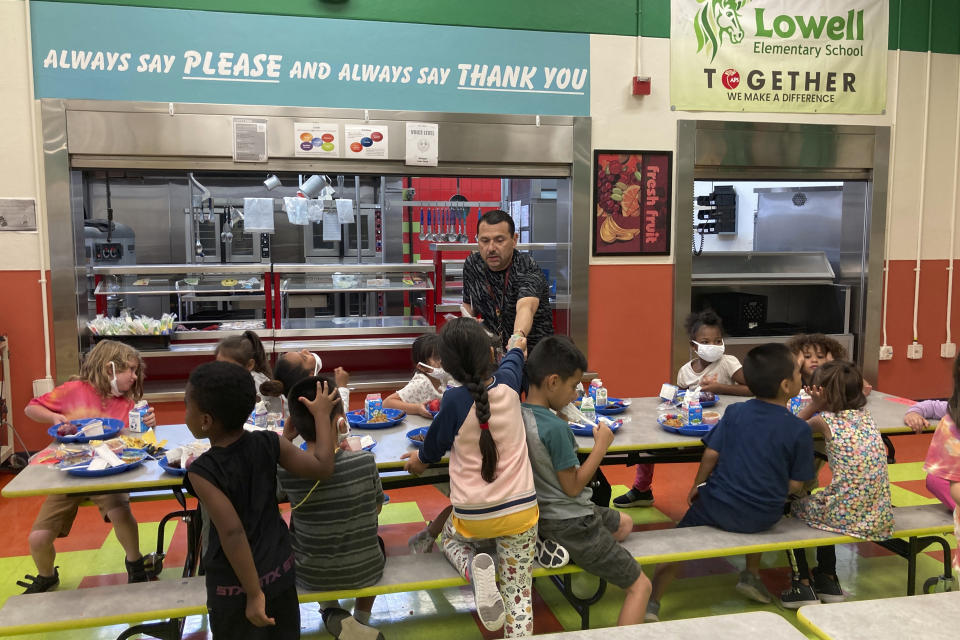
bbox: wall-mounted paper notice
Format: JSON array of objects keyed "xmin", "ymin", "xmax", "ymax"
[{"xmin": 405, "ymin": 122, "xmax": 438, "ymax": 166}]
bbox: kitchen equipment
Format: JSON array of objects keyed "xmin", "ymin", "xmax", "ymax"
[
  {"xmin": 419, "ymin": 208, "xmax": 426, "ymax": 241},
  {"xmin": 445, "ymin": 208, "xmax": 455, "ymax": 241},
  {"xmin": 701, "ymin": 292, "xmax": 768, "ymax": 335}
]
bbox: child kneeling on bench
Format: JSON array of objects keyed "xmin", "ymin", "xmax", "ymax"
[
  {"xmin": 278, "ymin": 375, "xmax": 386, "ymax": 640},
  {"xmin": 521, "ymin": 336, "xmax": 653, "ymax": 626},
  {"xmin": 645, "ymin": 343, "xmax": 815, "ymax": 621}
]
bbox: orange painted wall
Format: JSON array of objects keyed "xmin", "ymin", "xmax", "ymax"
[
  {"xmin": 587, "ymin": 264, "xmax": 674, "ymax": 397},
  {"xmin": 0, "ymin": 271, "xmax": 56, "ymax": 452},
  {"xmin": 876, "ymin": 259, "xmax": 960, "ymax": 400}
]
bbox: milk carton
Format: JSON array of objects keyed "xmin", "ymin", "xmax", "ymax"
[
  {"xmin": 365, "ymin": 394, "xmax": 383, "ymax": 421},
  {"xmin": 688, "ymin": 399, "xmax": 703, "ymax": 425},
  {"xmin": 128, "ymin": 400, "xmax": 150, "ymax": 433},
  {"xmin": 580, "ymin": 396, "xmax": 596, "ymax": 423},
  {"xmin": 588, "ymin": 378, "xmax": 602, "ymax": 400}
]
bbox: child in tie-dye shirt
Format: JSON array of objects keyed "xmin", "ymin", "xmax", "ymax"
[
  {"xmin": 19, "ymin": 340, "xmax": 161, "ymax": 594},
  {"xmin": 922, "ymin": 354, "xmax": 960, "ymax": 574}
]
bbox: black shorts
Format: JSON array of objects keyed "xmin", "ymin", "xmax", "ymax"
[
  {"xmin": 538, "ymin": 506, "xmax": 642, "ymax": 590},
  {"xmin": 207, "ymin": 585, "xmax": 300, "ymax": 640}
]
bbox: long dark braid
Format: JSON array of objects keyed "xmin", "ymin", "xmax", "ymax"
[{"xmin": 440, "ymin": 318, "xmax": 498, "ymax": 483}]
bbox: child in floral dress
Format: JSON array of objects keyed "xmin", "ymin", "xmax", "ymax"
[
  {"xmin": 922, "ymin": 354, "xmax": 960, "ymax": 575},
  {"xmin": 780, "ymin": 361, "xmax": 894, "ymax": 607}
]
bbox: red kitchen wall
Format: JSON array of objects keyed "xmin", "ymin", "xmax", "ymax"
[
  {"xmin": 877, "ymin": 259, "xmax": 960, "ymax": 400},
  {"xmin": 0, "ymin": 271, "xmax": 57, "ymax": 452},
  {"xmin": 587, "ymin": 264, "xmax": 674, "ymax": 397}
]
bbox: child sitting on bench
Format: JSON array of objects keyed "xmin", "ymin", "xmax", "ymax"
[
  {"xmin": 521, "ymin": 336, "xmax": 652, "ymax": 626},
  {"xmin": 645, "ymin": 343, "xmax": 814, "ymax": 621},
  {"xmin": 278, "ymin": 375, "xmax": 386, "ymax": 640},
  {"xmin": 780, "ymin": 360, "xmax": 893, "ymax": 607}
]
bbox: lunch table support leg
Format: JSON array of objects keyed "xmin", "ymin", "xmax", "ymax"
[
  {"xmin": 547, "ymin": 573, "xmax": 607, "ymax": 630},
  {"xmin": 876, "ymin": 535, "xmax": 953, "ymax": 595},
  {"xmin": 115, "ymin": 617, "xmax": 185, "ymax": 640}
]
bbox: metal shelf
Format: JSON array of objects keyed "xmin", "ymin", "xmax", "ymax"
[
  {"xmin": 94, "ymin": 278, "xmax": 264, "ymax": 296},
  {"xmin": 429, "ymin": 242, "xmax": 570, "ymax": 251},
  {"xmin": 281, "ymin": 276, "xmax": 433, "ymax": 294},
  {"xmin": 400, "ymin": 201, "xmax": 502, "ymax": 208},
  {"xmin": 274, "ymin": 337, "xmax": 417, "ymax": 352},
  {"xmin": 272, "ymin": 263, "xmax": 434, "ymax": 274},
  {"xmin": 92, "ymin": 264, "xmax": 268, "ymax": 276},
  {"xmin": 277, "ymin": 316, "xmax": 434, "ymax": 337}
]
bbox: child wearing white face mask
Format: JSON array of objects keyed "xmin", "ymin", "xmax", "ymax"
[
  {"xmin": 615, "ymin": 310, "xmax": 750, "ymax": 510},
  {"xmin": 384, "ymin": 334, "xmax": 447, "ymax": 419},
  {"xmin": 260, "ymin": 349, "xmax": 350, "ymax": 416},
  {"xmin": 676, "ymin": 309, "xmax": 751, "ymax": 395},
  {"xmin": 20, "ymin": 340, "xmax": 161, "ymax": 593}
]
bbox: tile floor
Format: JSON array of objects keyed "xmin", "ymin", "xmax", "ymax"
[{"xmin": 0, "ymin": 432, "xmax": 954, "ymax": 639}]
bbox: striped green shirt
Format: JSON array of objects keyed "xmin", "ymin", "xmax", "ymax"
[{"xmin": 278, "ymin": 449, "xmax": 384, "ymax": 591}]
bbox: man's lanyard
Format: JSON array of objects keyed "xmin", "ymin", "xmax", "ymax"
[{"xmin": 485, "ymin": 263, "xmax": 512, "ymax": 323}]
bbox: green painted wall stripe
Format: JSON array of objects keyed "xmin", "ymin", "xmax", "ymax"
[
  {"xmin": 413, "ymin": 254, "xmax": 420, "ymax": 263},
  {"xmin": 41, "ymin": 0, "xmax": 960, "ymax": 54},
  {"xmin": 401, "ymin": 222, "xmax": 410, "ymax": 232},
  {"xmin": 43, "ymin": 0, "xmax": 640, "ymax": 36}
]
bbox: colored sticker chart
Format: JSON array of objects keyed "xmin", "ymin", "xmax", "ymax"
[
  {"xmin": 344, "ymin": 124, "xmax": 389, "ymax": 159},
  {"xmin": 294, "ymin": 122, "xmax": 340, "ymax": 157}
]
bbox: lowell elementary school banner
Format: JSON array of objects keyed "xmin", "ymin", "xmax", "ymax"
[
  {"xmin": 671, "ymin": 0, "xmax": 888, "ymax": 114},
  {"xmin": 29, "ymin": 2, "xmax": 590, "ymax": 117}
]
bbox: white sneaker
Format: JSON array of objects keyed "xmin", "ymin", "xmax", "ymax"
[{"xmin": 469, "ymin": 553, "xmax": 505, "ymax": 631}]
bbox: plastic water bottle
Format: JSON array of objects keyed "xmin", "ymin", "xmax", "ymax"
[
  {"xmin": 688, "ymin": 399, "xmax": 703, "ymax": 425},
  {"xmin": 580, "ymin": 396, "xmax": 596, "ymax": 423}
]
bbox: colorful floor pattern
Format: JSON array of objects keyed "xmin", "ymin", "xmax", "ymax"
[{"xmin": 0, "ymin": 433, "xmax": 954, "ymax": 639}]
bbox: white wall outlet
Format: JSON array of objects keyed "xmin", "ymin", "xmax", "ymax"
[
  {"xmin": 879, "ymin": 345, "xmax": 893, "ymax": 360},
  {"xmin": 942, "ymin": 343, "xmax": 957, "ymax": 359},
  {"xmin": 906, "ymin": 343, "xmax": 924, "ymax": 359}
]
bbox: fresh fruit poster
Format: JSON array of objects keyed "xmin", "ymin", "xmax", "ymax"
[{"xmin": 593, "ymin": 150, "xmax": 672, "ymax": 257}]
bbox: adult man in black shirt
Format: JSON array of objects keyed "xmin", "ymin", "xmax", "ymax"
[{"xmin": 461, "ymin": 210, "xmax": 554, "ymax": 349}]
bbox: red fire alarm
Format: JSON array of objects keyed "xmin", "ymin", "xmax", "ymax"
[{"xmin": 632, "ymin": 76, "xmax": 651, "ymax": 95}]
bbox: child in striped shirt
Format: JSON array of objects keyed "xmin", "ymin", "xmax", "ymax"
[{"xmin": 277, "ymin": 375, "xmax": 385, "ymax": 640}]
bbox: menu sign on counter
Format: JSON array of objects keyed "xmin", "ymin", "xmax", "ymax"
[
  {"xmin": 344, "ymin": 125, "xmax": 388, "ymax": 159},
  {"xmin": 294, "ymin": 122, "xmax": 340, "ymax": 157}
]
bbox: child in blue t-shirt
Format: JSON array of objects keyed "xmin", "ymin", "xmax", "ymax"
[{"xmin": 645, "ymin": 343, "xmax": 814, "ymax": 622}]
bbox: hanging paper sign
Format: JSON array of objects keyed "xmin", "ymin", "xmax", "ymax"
[
  {"xmin": 344, "ymin": 125, "xmax": 388, "ymax": 159},
  {"xmin": 294, "ymin": 122, "xmax": 340, "ymax": 157},
  {"xmin": 232, "ymin": 117, "xmax": 267, "ymax": 162},
  {"xmin": 405, "ymin": 122, "xmax": 439, "ymax": 166}
]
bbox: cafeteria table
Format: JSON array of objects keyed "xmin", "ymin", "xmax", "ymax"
[
  {"xmin": 796, "ymin": 591, "xmax": 960, "ymax": 640},
  {"xmin": 542, "ymin": 610, "xmax": 808, "ymax": 639}
]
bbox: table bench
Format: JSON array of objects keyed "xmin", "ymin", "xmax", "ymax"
[
  {"xmin": 796, "ymin": 590, "xmax": 960, "ymax": 640},
  {"xmin": 540, "ymin": 610, "xmax": 807, "ymax": 638},
  {"xmin": 0, "ymin": 504, "xmax": 952, "ymax": 639}
]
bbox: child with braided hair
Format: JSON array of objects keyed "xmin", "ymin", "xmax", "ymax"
[{"xmin": 404, "ymin": 318, "xmax": 538, "ymax": 637}]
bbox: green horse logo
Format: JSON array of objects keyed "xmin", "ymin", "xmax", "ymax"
[{"xmin": 694, "ymin": 0, "xmax": 749, "ymax": 62}]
